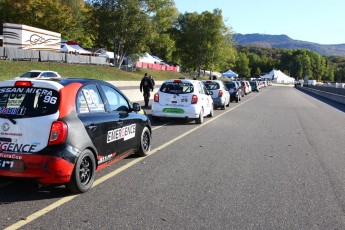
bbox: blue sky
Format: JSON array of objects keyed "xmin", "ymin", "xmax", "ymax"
[{"xmin": 173, "ymin": 0, "xmax": 345, "ymax": 45}]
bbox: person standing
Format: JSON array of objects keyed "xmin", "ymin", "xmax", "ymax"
[
  {"xmin": 149, "ymin": 75, "xmax": 155, "ymax": 91},
  {"xmin": 140, "ymin": 73, "xmax": 153, "ymax": 107}
]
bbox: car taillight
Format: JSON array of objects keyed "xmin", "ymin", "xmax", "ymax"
[
  {"xmin": 154, "ymin": 93, "xmax": 159, "ymax": 102},
  {"xmin": 191, "ymin": 95, "xmax": 198, "ymax": 104},
  {"xmin": 15, "ymin": 81, "xmax": 32, "ymax": 87},
  {"xmin": 49, "ymin": 121, "xmax": 67, "ymax": 145},
  {"xmin": 218, "ymin": 90, "xmax": 223, "ymax": 97}
]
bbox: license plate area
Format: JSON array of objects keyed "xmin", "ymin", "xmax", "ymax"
[{"xmin": 0, "ymin": 158, "xmax": 25, "ymax": 172}]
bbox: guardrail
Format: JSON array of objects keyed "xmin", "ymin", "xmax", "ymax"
[{"xmin": 296, "ymin": 84, "xmax": 345, "ymax": 104}]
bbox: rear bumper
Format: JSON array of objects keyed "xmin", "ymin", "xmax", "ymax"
[
  {"xmin": 0, "ymin": 153, "xmax": 74, "ymax": 184},
  {"xmin": 212, "ymin": 97, "xmax": 226, "ymax": 106},
  {"xmin": 152, "ymin": 103, "xmax": 200, "ymax": 119}
]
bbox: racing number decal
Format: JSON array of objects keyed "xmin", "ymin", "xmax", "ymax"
[
  {"xmin": 82, "ymin": 88, "xmax": 104, "ymax": 112},
  {"xmin": 83, "ymin": 89, "xmax": 98, "ymax": 105},
  {"xmin": 43, "ymin": 96, "xmax": 57, "ymax": 104}
]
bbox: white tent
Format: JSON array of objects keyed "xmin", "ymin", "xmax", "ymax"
[
  {"xmin": 139, "ymin": 52, "xmax": 160, "ymax": 64},
  {"xmin": 61, "ymin": 42, "xmax": 92, "ymax": 55},
  {"xmin": 221, "ymin": 69, "xmax": 238, "ymax": 77},
  {"xmin": 261, "ymin": 69, "xmax": 295, "ymax": 84}
]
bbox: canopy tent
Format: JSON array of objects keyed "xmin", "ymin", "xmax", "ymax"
[
  {"xmin": 96, "ymin": 50, "xmax": 114, "ymax": 59},
  {"xmin": 139, "ymin": 52, "xmax": 162, "ymax": 64},
  {"xmin": 60, "ymin": 41, "xmax": 92, "ymax": 55},
  {"xmin": 221, "ymin": 69, "xmax": 238, "ymax": 77},
  {"xmin": 261, "ymin": 69, "xmax": 295, "ymax": 84}
]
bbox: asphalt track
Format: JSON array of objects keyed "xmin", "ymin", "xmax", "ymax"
[{"xmin": 2, "ymin": 85, "xmax": 345, "ymax": 229}]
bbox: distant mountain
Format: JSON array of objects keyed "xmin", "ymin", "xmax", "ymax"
[{"xmin": 233, "ymin": 33, "xmax": 345, "ymax": 56}]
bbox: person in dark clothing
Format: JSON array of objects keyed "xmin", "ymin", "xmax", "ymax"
[
  {"xmin": 149, "ymin": 75, "xmax": 155, "ymax": 91},
  {"xmin": 140, "ymin": 73, "xmax": 154, "ymax": 107}
]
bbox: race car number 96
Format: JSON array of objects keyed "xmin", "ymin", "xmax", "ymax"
[{"xmin": 43, "ymin": 96, "xmax": 57, "ymax": 104}]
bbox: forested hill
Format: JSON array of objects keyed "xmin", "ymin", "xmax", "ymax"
[{"xmin": 233, "ymin": 33, "xmax": 345, "ymax": 56}]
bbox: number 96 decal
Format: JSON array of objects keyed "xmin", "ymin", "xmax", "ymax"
[{"xmin": 43, "ymin": 96, "xmax": 57, "ymax": 104}]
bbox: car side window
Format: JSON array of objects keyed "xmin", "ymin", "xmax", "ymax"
[
  {"xmin": 41, "ymin": 72, "xmax": 49, "ymax": 78},
  {"xmin": 101, "ymin": 85, "xmax": 129, "ymax": 112},
  {"xmin": 201, "ymin": 83, "xmax": 208, "ymax": 94},
  {"xmin": 195, "ymin": 83, "xmax": 202, "ymax": 94},
  {"xmin": 77, "ymin": 84, "xmax": 105, "ymax": 113},
  {"xmin": 48, "ymin": 72, "xmax": 57, "ymax": 78}
]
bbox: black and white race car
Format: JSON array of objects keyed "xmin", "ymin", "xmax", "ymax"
[{"xmin": 0, "ymin": 78, "xmax": 152, "ymax": 193}]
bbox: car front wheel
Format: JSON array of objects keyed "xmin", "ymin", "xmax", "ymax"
[
  {"xmin": 67, "ymin": 149, "xmax": 96, "ymax": 193},
  {"xmin": 136, "ymin": 126, "xmax": 151, "ymax": 157}
]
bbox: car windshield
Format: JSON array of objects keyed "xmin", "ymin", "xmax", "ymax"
[
  {"xmin": 203, "ymin": 82, "xmax": 220, "ymax": 90},
  {"xmin": 224, "ymin": 82, "xmax": 235, "ymax": 89},
  {"xmin": 160, "ymin": 82, "xmax": 194, "ymax": 94},
  {"xmin": 0, "ymin": 86, "xmax": 59, "ymax": 118},
  {"xmin": 19, "ymin": 72, "xmax": 41, "ymax": 78}
]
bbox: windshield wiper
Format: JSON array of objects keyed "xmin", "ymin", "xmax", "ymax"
[{"xmin": 0, "ymin": 114, "xmax": 17, "ymax": 125}]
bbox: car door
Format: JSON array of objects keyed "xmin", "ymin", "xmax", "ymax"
[
  {"xmin": 76, "ymin": 84, "xmax": 119, "ymax": 160},
  {"xmin": 99, "ymin": 84, "xmax": 143, "ymax": 156},
  {"xmin": 198, "ymin": 82, "xmax": 212, "ymax": 115}
]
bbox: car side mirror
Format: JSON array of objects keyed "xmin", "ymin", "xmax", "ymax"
[{"xmin": 133, "ymin": 102, "xmax": 141, "ymax": 112}]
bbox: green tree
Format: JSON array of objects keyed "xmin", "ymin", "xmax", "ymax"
[
  {"xmin": 175, "ymin": 9, "xmax": 235, "ymax": 75},
  {"xmin": 90, "ymin": 0, "xmax": 175, "ymax": 68},
  {"xmin": 0, "ymin": 0, "xmax": 95, "ymax": 47},
  {"xmin": 234, "ymin": 52, "xmax": 250, "ymax": 78}
]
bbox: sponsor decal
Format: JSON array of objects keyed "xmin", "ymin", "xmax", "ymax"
[
  {"xmin": 0, "ymin": 159, "xmax": 14, "ymax": 168},
  {"xmin": 107, "ymin": 124, "xmax": 136, "ymax": 143},
  {"xmin": 0, "ymin": 132, "xmax": 22, "ymax": 136},
  {"xmin": 162, "ymin": 108, "xmax": 185, "ymax": 114},
  {"xmin": 98, "ymin": 153, "xmax": 116, "ymax": 164},
  {"xmin": 0, "ymin": 153, "xmax": 22, "ymax": 160},
  {"xmin": 0, "ymin": 142, "xmax": 38, "ymax": 152},
  {"xmin": 0, "ymin": 107, "xmax": 26, "ymax": 115},
  {"xmin": 2, "ymin": 123, "xmax": 9, "ymax": 131},
  {"xmin": 0, "ymin": 158, "xmax": 25, "ymax": 171},
  {"xmin": 0, "ymin": 88, "xmax": 54, "ymax": 95}
]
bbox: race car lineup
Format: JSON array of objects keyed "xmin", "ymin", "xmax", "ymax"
[{"xmin": 0, "ymin": 77, "xmax": 267, "ymax": 193}]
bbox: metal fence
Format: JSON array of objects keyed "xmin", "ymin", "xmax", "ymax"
[{"xmin": 0, "ymin": 47, "xmax": 108, "ymax": 65}]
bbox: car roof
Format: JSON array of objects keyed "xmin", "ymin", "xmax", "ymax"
[
  {"xmin": 45, "ymin": 78, "xmax": 108, "ymax": 86},
  {"xmin": 7, "ymin": 77, "xmax": 109, "ymax": 87},
  {"xmin": 27, "ymin": 70, "xmax": 58, "ymax": 73},
  {"xmin": 163, "ymin": 79, "xmax": 199, "ymax": 84}
]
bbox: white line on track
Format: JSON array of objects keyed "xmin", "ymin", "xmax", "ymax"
[{"xmin": 5, "ymin": 92, "xmax": 263, "ymax": 230}]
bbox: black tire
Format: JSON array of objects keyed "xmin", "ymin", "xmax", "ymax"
[
  {"xmin": 208, "ymin": 106, "xmax": 214, "ymax": 117},
  {"xmin": 235, "ymin": 95, "xmax": 239, "ymax": 103},
  {"xmin": 151, "ymin": 115, "xmax": 160, "ymax": 121},
  {"xmin": 226, "ymin": 98, "xmax": 230, "ymax": 107},
  {"xmin": 196, "ymin": 108, "xmax": 204, "ymax": 124},
  {"xmin": 136, "ymin": 126, "xmax": 151, "ymax": 157},
  {"xmin": 67, "ymin": 149, "xmax": 96, "ymax": 193}
]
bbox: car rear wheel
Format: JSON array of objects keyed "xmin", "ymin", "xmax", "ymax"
[
  {"xmin": 151, "ymin": 115, "xmax": 160, "ymax": 121},
  {"xmin": 196, "ymin": 108, "xmax": 204, "ymax": 124},
  {"xmin": 208, "ymin": 106, "xmax": 214, "ymax": 117},
  {"xmin": 67, "ymin": 149, "xmax": 96, "ymax": 193},
  {"xmin": 136, "ymin": 126, "xmax": 151, "ymax": 157}
]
